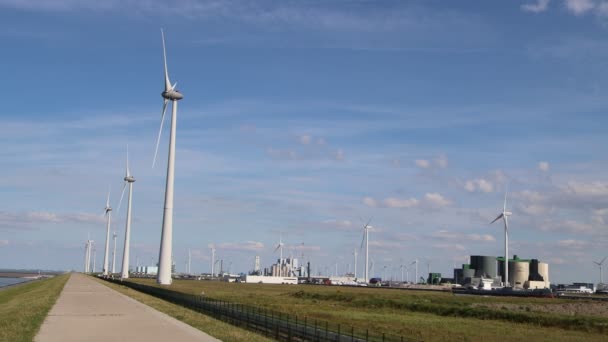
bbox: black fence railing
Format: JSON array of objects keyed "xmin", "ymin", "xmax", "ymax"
[{"xmin": 103, "ymin": 278, "xmax": 414, "ymax": 342}]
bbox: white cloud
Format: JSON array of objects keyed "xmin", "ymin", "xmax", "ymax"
[
  {"xmin": 430, "ymin": 230, "xmax": 495, "ymax": 243},
  {"xmin": 415, "ymin": 159, "xmax": 431, "ymax": 169},
  {"xmin": 464, "ymin": 178, "xmax": 494, "ymax": 193},
  {"xmin": 217, "ymin": 241, "xmax": 264, "ymax": 252},
  {"xmin": 423, "ymin": 193, "xmax": 451, "ymax": 208},
  {"xmin": 565, "ymin": 0, "xmax": 595, "ymax": 15},
  {"xmin": 0, "ymin": 239, "xmax": 8, "ymax": 246},
  {"xmin": 522, "ymin": 0, "xmax": 551, "ymax": 13},
  {"xmin": 362, "ymin": 197, "xmax": 377, "ymax": 207},
  {"xmin": 538, "ymin": 161, "xmax": 550, "ymax": 172},
  {"xmin": 383, "ymin": 197, "xmax": 420, "ymax": 208},
  {"xmin": 0, "ymin": 210, "xmax": 105, "ymax": 229},
  {"xmin": 366, "ymin": 193, "xmax": 450, "ymax": 209},
  {"xmin": 557, "ymin": 239, "xmax": 591, "ymax": 249},
  {"xmin": 540, "ymin": 220, "xmax": 594, "ymax": 233},
  {"xmin": 563, "ymin": 181, "xmax": 608, "ymax": 196}
]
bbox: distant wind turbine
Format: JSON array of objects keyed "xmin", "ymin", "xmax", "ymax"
[
  {"xmin": 210, "ymin": 246, "xmax": 216, "ymax": 277},
  {"xmin": 102, "ymin": 189, "xmax": 112, "ymax": 276},
  {"xmin": 154, "ymin": 29, "xmax": 184, "ymax": 286},
  {"xmin": 593, "ymin": 256, "xmax": 608, "ymax": 284},
  {"xmin": 491, "ymin": 188, "xmax": 512, "ymax": 287},
  {"xmin": 359, "ymin": 218, "xmax": 372, "ymax": 283},
  {"xmin": 117, "ymin": 149, "xmax": 136, "ymax": 279},
  {"xmin": 274, "ymin": 234, "xmax": 285, "ymax": 265}
]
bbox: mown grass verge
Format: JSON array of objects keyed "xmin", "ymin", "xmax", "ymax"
[
  {"xmin": 0, "ymin": 274, "xmax": 69, "ymax": 342},
  {"xmin": 95, "ymin": 277, "xmax": 273, "ymax": 342}
]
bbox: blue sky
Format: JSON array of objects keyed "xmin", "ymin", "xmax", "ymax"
[{"xmin": 1, "ymin": 0, "xmax": 608, "ymax": 283}]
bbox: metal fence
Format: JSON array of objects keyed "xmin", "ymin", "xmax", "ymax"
[{"xmin": 103, "ymin": 278, "xmax": 413, "ymax": 342}]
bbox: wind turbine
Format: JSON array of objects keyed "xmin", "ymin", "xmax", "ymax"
[
  {"xmin": 188, "ymin": 248, "xmax": 191, "ymax": 275},
  {"xmin": 359, "ymin": 219, "xmax": 372, "ymax": 283},
  {"xmin": 102, "ymin": 189, "xmax": 112, "ymax": 276},
  {"xmin": 274, "ymin": 234, "xmax": 285, "ymax": 265},
  {"xmin": 84, "ymin": 241, "xmax": 89, "ymax": 273},
  {"xmin": 92, "ymin": 246, "xmax": 97, "ymax": 273},
  {"xmin": 491, "ymin": 189, "xmax": 512, "ymax": 287},
  {"xmin": 353, "ymin": 248, "xmax": 358, "ymax": 280},
  {"xmin": 111, "ymin": 232, "xmax": 117, "ymax": 274},
  {"xmin": 210, "ymin": 246, "xmax": 216, "ymax": 277},
  {"xmin": 593, "ymin": 256, "xmax": 608, "ymax": 284},
  {"xmin": 117, "ymin": 149, "xmax": 136, "ymax": 279},
  {"xmin": 153, "ymin": 29, "xmax": 184, "ymax": 286},
  {"xmin": 410, "ymin": 259, "xmax": 418, "ymax": 284}
]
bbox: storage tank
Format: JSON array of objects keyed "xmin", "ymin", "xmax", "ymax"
[
  {"xmin": 509, "ymin": 261, "xmax": 529, "ymax": 288},
  {"xmin": 471, "ymin": 255, "xmax": 497, "ymax": 278},
  {"xmin": 463, "ymin": 268, "xmax": 475, "ymax": 281},
  {"xmin": 538, "ymin": 262, "xmax": 549, "ymax": 283}
]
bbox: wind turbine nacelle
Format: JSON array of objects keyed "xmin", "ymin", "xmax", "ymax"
[
  {"xmin": 162, "ymin": 90, "xmax": 184, "ymax": 101},
  {"xmin": 504, "ymin": 211, "xmax": 512, "ymax": 216}
]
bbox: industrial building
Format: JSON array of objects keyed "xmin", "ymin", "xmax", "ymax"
[{"xmin": 453, "ymin": 255, "xmax": 550, "ymax": 289}]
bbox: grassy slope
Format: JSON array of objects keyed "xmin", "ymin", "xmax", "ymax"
[
  {"xmin": 127, "ymin": 278, "xmax": 608, "ymax": 342},
  {"xmin": 95, "ymin": 278, "xmax": 272, "ymax": 342},
  {"xmin": 0, "ymin": 274, "xmax": 69, "ymax": 342}
]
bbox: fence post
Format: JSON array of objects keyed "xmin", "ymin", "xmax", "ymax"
[
  {"xmin": 338, "ymin": 324, "xmax": 341, "ymax": 342},
  {"xmin": 383, "ymin": 332, "xmax": 385, "ymax": 342},
  {"xmin": 304, "ymin": 317, "xmax": 307, "ymax": 341},
  {"xmin": 352, "ymin": 326, "xmax": 354, "ymax": 342},
  {"xmin": 288, "ymin": 315, "xmax": 291, "ymax": 341},
  {"xmin": 326, "ymin": 321, "xmax": 329, "ymax": 340},
  {"xmin": 295, "ymin": 316, "xmax": 298, "ymax": 339},
  {"xmin": 315, "ymin": 320, "xmax": 318, "ymax": 342},
  {"xmin": 366, "ymin": 329, "xmax": 369, "ymax": 342}
]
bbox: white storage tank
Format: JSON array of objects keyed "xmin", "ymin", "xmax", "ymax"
[
  {"xmin": 538, "ymin": 262, "xmax": 549, "ymax": 282},
  {"xmin": 509, "ymin": 261, "xmax": 529, "ymax": 288}
]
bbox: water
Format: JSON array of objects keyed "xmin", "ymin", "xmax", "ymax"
[{"xmin": 0, "ymin": 277, "xmax": 30, "ymax": 288}]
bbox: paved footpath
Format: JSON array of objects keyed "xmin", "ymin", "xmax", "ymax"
[{"xmin": 36, "ymin": 273, "xmax": 219, "ymax": 342}]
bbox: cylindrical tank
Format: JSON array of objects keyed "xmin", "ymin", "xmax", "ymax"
[
  {"xmin": 471, "ymin": 255, "xmax": 497, "ymax": 278},
  {"xmin": 509, "ymin": 261, "xmax": 529, "ymax": 288},
  {"xmin": 463, "ymin": 268, "xmax": 475, "ymax": 280},
  {"xmin": 538, "ymin": 262, "xmax": 549, "ymax": 282}
]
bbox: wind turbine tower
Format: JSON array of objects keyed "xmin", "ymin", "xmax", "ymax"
[
  {"xmin": 353, "ymin": 248, "xmax": 358, "ymax": 279},
  {"xmin": 210, "ymin": 247, "xmax": 216, "ymax": 277},
  {"xmin": 102, "ymin": 190, "xmax": 112, "ymax": 276},
  {"xmin": 111, "ymin": 232, "xmax": 117, "ymax": 274},
  {"xmin": 154, "ymin": 29, "xmax": 184, "ymax": 286},
  {"xmin": 119, "ymin": 150, "xmax": 136, "ymax": 279},
  {"xmin": 491, "ymin": 190, "xmax": 512, "ymax": 287},
  {"xmin": 92, "ymin": 246, "xmax": 97, "ymax": 273},
  {"xmin": 594, "ymin": 256, "xmax": 608, "ymax": 284},
  {"xmin": 188, "ymin": 248, "xmax": 191, "ymax": 275},
  {"xmin": 274, "ymin": 235, "xmax": 285, "ymax": 265},
  {"xmin": 84, "ymin": 241, "xmax": 89, "ymax": 273},
  {"xmin": 359, "ymin": 219, "xmax": 372, "ymax": 283}
]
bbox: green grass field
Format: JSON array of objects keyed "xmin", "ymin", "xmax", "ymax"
[
  {"xmin": 125, "ymin": 278, "xmax": 608, "ymax": 342},
  {"xmin": 0, "ymin": 275, "xmax": 69, "ymax": 342}
]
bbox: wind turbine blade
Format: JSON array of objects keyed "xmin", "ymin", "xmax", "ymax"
[
  {"xmin": 601, "ymin": 256, "xmax": 608, "ymax": 265},
  {"xmin": 490, "ymin": 213, "xmax": 503, "ymax": 224},
  {"xmin": 152, "ymin": 99, "xmax": 168, "ymax": 168},
  {"xmin": 115, "ymin": 182, "xmax": 127, "ymax": 217},
  {"xmin": 503, "ymin": 184, "xmax": 508, "ymax": 212},
  {"xmin": 359, "ymin": 230, "xmax": 365, "ymax": 250},
  {"xmin": 274, "ymin": 244, "xmax": 281, "ymax": 253},
  {"xmin": 126, "ymin": 145, "xmax": 130, "ymax": 177},
  {"xmin": 172, "ymin": 82, "xmax": 177, "ymax": 90},
  {"xmin": 161, "ymin": 29, "xmax": 171, "ymax": 91},
  {"xmin": 106, "ymin": 187, "xmax": 111, "ymax": 209}
]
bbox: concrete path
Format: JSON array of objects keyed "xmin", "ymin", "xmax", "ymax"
[{"xmin": 36, "ymin": 273, "xmax": 219, "ymax": 342}]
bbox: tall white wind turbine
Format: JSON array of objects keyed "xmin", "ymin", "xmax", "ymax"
[
  {"xmin": 274, "ymin": 234, "xmax": 285, "ymax": 265},
  {"xmin": 491, "ymin": 190, "xmax": 512, "ymax": 287},
  {"xmin": 353, "ymin": 248, "xmax": 358, "ymax": 279},
  {"xmin": 118, "ymin": 150, "xmax": 136, "ymax": 279},
  {"xmin": 593, "ymin": 256, "xmax": 608, "ymax": 284},
  {"xmin": 359, "ymin": 219, "xmax": 372, "ymax": 283},
  {"xmin": 154, "ymin": 29, "xmax": 184, "ymax": 286},
  {"xmin": 111, "ymin": 232, "xmax": 117, "ymax": 274},
  {"xmin": 102, "ymin": 190, "xmax": 112, "ymax": 276},
  {"xmin": 84, "ymin": 241, "xmax": 89, "ymax": 273},
  {"xmin": 210, "ymin": 246, "xmax": 216, "ymax": 277}
]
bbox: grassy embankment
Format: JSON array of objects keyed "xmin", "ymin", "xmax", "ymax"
[
  {"xmin": 96, "ymin": 278, "xmax": 272, "ymax": 342},
  {"xmin": 0, "ymin": 274, "xmax": 69, "ymax": 342},
  {"xmin": 125, "ymin": 278, "xmax": 608, "ymax": 342}
]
